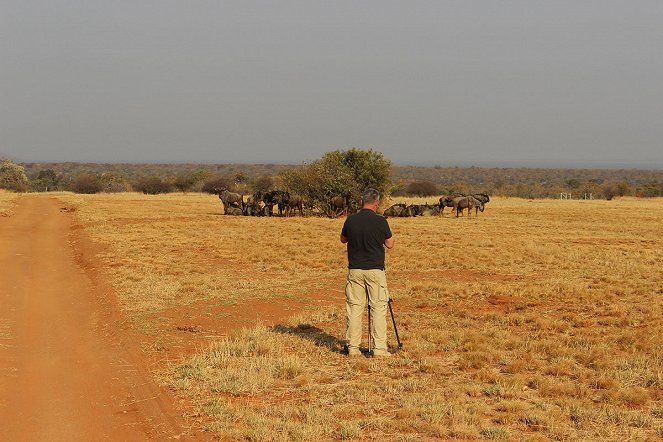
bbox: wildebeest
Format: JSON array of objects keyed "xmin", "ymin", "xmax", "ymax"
[
  {"xmin": 439, "ymin": 195, "xmax": 461, "ymax": 216},
  {"xmin": 268, "ymin": 190, "xmax": 290, "ymax": 216},
  {"xmin": 418, "ymin": 203, "xmax": 440, "ymax": 216},
  {"xmin": 453, "ymin": 196, "xmax": 484, "ymax": 218},
  {"xmin": 383, "ymin": 203, "xmax": 414, "ymax": 217},
  {"xmin": 439, "ymin": 193, "xmax": 471, "ymax": 213},
  {"xmin": 408, "ymin": 204, "xmax": 424, "ymax": 216},
  {"xmin": 285, "ymin": 194, "xmax": 304, "ymax": 217},
  {"xmin": 224, "ymin": 206, "xmax": 243, "ymax": 216},
  {"xmin": 330, "ymin": 192, "xmax": 352, "ymax": 217},
  {"xmin": 472, "ymin": 193, "xmax": 490, "ymax": 205},
  {"xmin": 258, "ymin": 190, "xmax": 281, "ymax": 216},
  {"xmin": 242, "ymin": 199, "xmax": 262, "ymax": 216},
  {"xmin": 214, "ymin": 187, "xmax": 243, "ymax": 211}
]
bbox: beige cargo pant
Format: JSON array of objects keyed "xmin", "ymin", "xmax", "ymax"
[{"xmin": 345, "ymin": 269, "xmax": 389, "ymax": 354}]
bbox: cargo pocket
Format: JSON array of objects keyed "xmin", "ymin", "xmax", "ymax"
[
  {"xmin": 346, "ymin": 270, "xmax": 364, "ymax": 305},
  {"xmin": 378, "ymin": 273, "xmax": 390, "ymax": 303}
]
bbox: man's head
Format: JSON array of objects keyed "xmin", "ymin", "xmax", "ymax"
[{"xmin": 361, "ymin": 188, "xmax": 380, "ymax": 211}]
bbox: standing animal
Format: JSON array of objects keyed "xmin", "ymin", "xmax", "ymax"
[
  {"xmin": 472, "ymin": 193, "xmax": 490, "ymax": 205},
  {"xmin": 260, "ymin": 190, "xmax": 280, "ymax": 216},
  {"xmin": 330, "ymin": 194, "xmax": 351, "ymax": 217},
  {"xmin": 214, "ymin": 187, "xmax": 243, "ymax": 211},
  {"xmin": 285, "ymin": 194, "xmax": 305, "ymax": 217},
  {"xmin": 268, "ymin": 190, "xmax": 290, "ymax": 216},
  {"xmin": 453, "ymin": 196, "xmax": 484, "ymax": 218},
  {"xmin": 439, "ymin": 195, "xmax": 462, "ymax": 216}
]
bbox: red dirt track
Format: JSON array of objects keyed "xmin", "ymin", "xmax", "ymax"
[{"xmin": 0, "ymin": 197, "xmax": 188, "ymax": 440}]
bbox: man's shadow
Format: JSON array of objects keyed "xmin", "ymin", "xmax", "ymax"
[{"xmin": 272, "ymin": 324, "xmax": 346, "ymax": 354}]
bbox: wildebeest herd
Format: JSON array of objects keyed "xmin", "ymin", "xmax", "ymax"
[
  {"xmin": 215, "ymin": 188, "xmax": 305, "ymax": 217},
  {"xmin": 385, "ymin": 193, "xmax": 490, "ymax": 218},
  {"xmin": 214, "ymin": 187, "xmax": 489, "ymax": 218}
]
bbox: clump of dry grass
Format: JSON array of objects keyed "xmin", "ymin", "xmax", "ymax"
[
  {"xmin": 57, "ymin": 192, "xmax": 663, "ymax": 439},
  {"xmin": 0, "ymin": 190, "xmax": 19, "ymax": 217}
]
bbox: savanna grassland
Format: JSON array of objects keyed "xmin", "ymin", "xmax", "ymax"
[
  {"xmin": 0, "ymin": 190, "xmax": 19, "ymax": 217},
  {"xmin": 55, "ymin": 192, "xmax": 663, "ymax": 441}
]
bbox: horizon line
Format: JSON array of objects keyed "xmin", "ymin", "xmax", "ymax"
[{"xmin": 6, "ymin": 160, "xmax": 663, "ymax": 171}]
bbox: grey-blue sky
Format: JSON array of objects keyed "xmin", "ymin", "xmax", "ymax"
[{"xmin": 2, "ymin": 1, "xmax": 662, "ymax": 167}]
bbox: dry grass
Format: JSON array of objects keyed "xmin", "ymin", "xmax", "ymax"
[
  {"xmin": 0, "ymin": 190, "xmax": 20, "ymax": 217},
  {"xmin": 56, "ymin": 192, "xmax": 663, "ymax": 440}
]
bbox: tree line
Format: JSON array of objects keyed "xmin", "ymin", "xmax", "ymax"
[{"xmin": 1, "ymin": 155, "xmax": 662, "ymax": 199}]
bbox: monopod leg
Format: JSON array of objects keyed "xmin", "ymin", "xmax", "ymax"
[{"xmin": 388, "ymin": 299, "xmax": 403, "ymax": 351}]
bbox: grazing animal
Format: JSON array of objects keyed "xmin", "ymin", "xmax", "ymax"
[
  {"xmin": 285, "ymin": 194, "xmax": 305, "ymax": 217},
  {"xmin": 472, "ymin": 193, "xmax": 490, "ymax": 205},
  {"xmin": 453, "ymin": 196, "xmax": 484, "ymax": 218}
]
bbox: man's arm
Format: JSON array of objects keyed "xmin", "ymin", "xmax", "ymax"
[
  {"xmin": 340, "ymin": 233, "xmax": 348, "ymax": 244},
  {"xmin": 383, "ymin": 218, "xmax": 394, "ymax": 249}
]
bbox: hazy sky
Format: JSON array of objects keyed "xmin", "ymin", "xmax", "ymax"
[{"xmin": 2, "ymin": 1, "xmax": 662, "ymax": 167}]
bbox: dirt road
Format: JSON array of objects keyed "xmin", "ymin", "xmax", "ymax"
[{"xmin": 0, "ymin": 197, "xmax": 187, "ymax": 441}]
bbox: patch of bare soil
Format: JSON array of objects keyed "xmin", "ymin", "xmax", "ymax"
[
  {"xmin": 0, "ymin": 197, "xmax": 201, "ymax": 441},
  {"xmin": 137, "ymin": 290, "xmax": 337, "ymax": 361}
]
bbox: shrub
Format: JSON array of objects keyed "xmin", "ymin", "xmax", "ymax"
[
  {"xmin": 201, "ymin": 176, "xmax": 233, "ymax": 194},
  {"xmin": 133, "ymin": 176, "xmax": 172, "ymax": 195},
  {"xmin": 31, "ymin": 169, "xmax": 60, "ymax": 192},
  {"xmin": 99, "ymin": 172, "xmax": 130, "ymax": 192},
  {"xmin": 172, "ymin": 175, "xmax": 195, "ymax": 193},
  {"xmin": 406, "ymin": 180, "xmax": 438, "ymax": 196},
  {"xmin": 253, "ymin": 176, "xmax": 274, "ymax": 193},
  {"xmin": 635, "ymin": 182, "xmax": 662, "ymax": 198},
  {"xmin": 280, "ymin": 148, "xmax": 391, "ymax": 216},
  {"xmin": 0, "ymin": 160, "xmax": 29, "ymax": 192},
  {"xmin": 70, "ymin": 174, "xmax": 102, "ymax": 194}
]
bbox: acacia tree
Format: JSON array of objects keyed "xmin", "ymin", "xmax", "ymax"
[
  {"xmin": 281, "ymin": 148, "xmax": 392, "ymax": 216},
  {"xmin": 0, "ymin": 160, "xmax": 29, "ymax": 192}
]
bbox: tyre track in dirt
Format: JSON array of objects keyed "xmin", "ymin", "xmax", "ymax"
[{"xmin": 0, "ymin": 196, "xmax": 191, "ymax": 441}]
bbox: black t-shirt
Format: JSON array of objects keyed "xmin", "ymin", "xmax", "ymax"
[{"xmin": 341, "ymin": 209, "xmax": 392, "ymax": 270}]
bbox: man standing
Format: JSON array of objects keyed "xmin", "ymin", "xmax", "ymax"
[{"xmin": 340, "ymin": 188, "xmax": 394, "ymax": 357}]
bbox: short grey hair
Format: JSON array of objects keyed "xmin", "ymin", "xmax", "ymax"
[{"xmin": 362, "ymin": 188, "xmax": 380, "ymax": 205}]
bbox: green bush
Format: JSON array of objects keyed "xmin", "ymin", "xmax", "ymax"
[
  {"xmin": 31, "ymin": 169, "xmax": 61, "ymax": 192},
  {"xmin": 280, "ymin": 148, "xmax": 391, "ymax": 216},
  {"xmin": 0, "ymin": 160, "xmax": 29, "ymax": 192}
]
